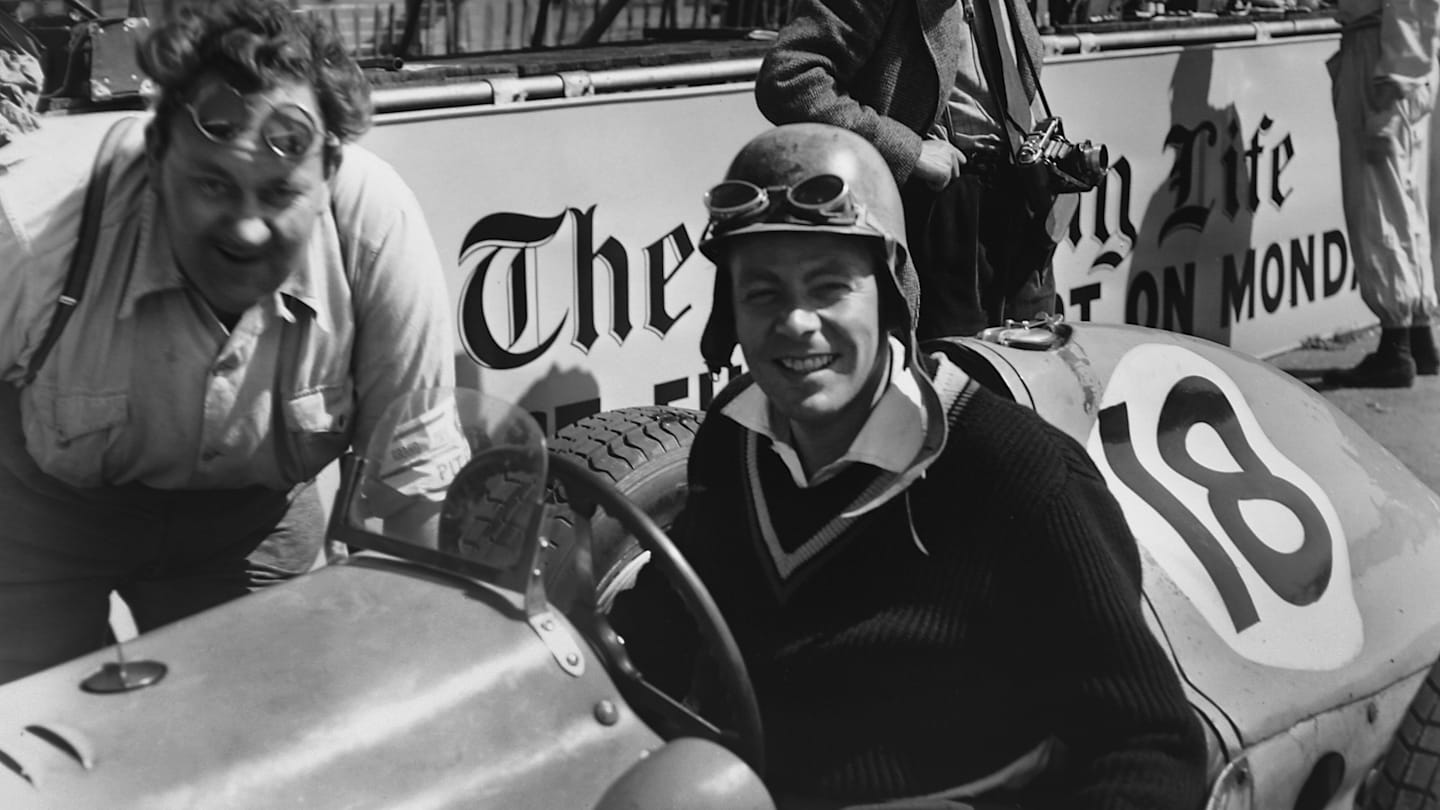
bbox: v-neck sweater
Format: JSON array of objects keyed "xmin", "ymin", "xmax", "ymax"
[{"xmin": 624, "ymin": 355, "xmax": 1207, "ymax": 808}]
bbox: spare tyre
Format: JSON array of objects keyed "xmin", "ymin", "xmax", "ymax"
[
  {"xmin": 1363, "ymin": 653, "xmax": 1440, "ymax": 810},
  {"xmin": 542, "ymin": 406, "xmax": 702, "ymax": 613}
]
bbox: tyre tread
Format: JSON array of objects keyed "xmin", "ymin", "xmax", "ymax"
[
  {"xmin": 1368, "ymin": 663, "xmax": 1440, "ymax": 809},
  {"xmin": 541, "ymin": 407, "xmax": 702, "ymax": 603},
  {"xmin": 550, "ymin": 406, "xmax": 703, "ymax": 483}
]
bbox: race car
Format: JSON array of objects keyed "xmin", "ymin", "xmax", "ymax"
[{"xmin": 0, "ymin": 319, "xmax": 1437, "ymax": 810}]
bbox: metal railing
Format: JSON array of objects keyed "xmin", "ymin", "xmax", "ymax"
[{"xmin": 298, "ymin": 0, "xmax": 792, "ymax": 57}]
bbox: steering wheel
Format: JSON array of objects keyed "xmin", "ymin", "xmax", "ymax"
[{"xmin": 546, "ymin": 453, "xmax": 766, "ymax": 777}]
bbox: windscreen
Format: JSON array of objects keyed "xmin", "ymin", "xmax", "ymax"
[{"xmin": 343, "ymin": 387, "xmax": 549, "ymax": 577}]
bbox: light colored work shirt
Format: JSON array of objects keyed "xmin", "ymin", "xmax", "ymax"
[{"xmin": 0, "ymin": 113, "xmax": 455, "ymax": 491}]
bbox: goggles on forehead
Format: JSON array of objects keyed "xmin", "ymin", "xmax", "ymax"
[
  {"xmin": 186, "ymin": 83, "xmax": 322, "ymax": 160},
  {"xmin": 703, "ymin": 174, "xmax": 863, "ymax": 231}
]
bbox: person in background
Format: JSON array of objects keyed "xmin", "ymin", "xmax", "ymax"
[
  {"xmin": 1426, "ymin": 68, "xmax": 1440, "ymax": 372},
  {"xmin": 1324, "ymin": 0, "xmax": 1439, "ymax": 387},
  {"xmin": 752, "ymin": 0, "xmax": 970, "ymax": 332},
  {"xmin": 0, "ymin": 0, "xmax": 454, "ymax": 683},
  {"xmin": 933, "ymin": 0, "xmax": 1069, "ymax": 336},
  {"xmin": 754, "ymin": 0, "xmax": 1062, "ymax": 339},
  {"xmin": 614, "ymin": 122, "xmax": 1208, "ymax": 809}
]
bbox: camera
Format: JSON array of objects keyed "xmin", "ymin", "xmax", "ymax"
[{"xmin": 1015, "ymin": 117, "xmax": 1109, "ymax": 194}]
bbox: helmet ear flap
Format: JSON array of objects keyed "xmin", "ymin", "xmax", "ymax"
[
  {"xmin": 700, "ymin": 263, "xmax": 737, "ymax": 375},
  {"xmin": 868, "ymin": 237, "xmax": 919, "ymax": 337},
  {"xmin": 698, "ymin": 124, "xmax": 919, "ymax": 375}
]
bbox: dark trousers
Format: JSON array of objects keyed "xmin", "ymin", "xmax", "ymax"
[
  {"xmin": 905, "ymin": 168, "xmax": 1060, "ymax": 340},
  {"xmin": 0, "ymin": 384, "xmax": 325, "ymax": 684}
]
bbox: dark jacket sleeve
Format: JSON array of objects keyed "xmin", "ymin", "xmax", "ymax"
[
  {"xmin": 1018, "ymin": 431, "xmax": 1209, "ymax": 810},
  {"xmin": 754, "ymin": 0, "xmax": 925, "ymax": 185}
]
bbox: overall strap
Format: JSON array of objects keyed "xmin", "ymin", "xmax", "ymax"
[{"xmin": 22, "ymin": 116, "xmax": 140, "ymax": 387}]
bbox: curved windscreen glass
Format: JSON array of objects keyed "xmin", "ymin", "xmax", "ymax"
[{"xmin": 345, "ymin": 387, "xmax": 548, "ymax": 574}]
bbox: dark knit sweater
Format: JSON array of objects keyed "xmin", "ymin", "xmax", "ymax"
[{"xmin": 617, "ymin": 360, "xmax": 1208, "ymax": 808}]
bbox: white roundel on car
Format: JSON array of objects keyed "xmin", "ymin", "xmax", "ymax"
[{"xmin": 1084, "ymin": 342, "xmax": 1362, "ymax": 671}]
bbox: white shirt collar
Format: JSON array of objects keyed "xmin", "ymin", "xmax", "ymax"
[{"xmin": 721, "ymin": 336, "xmax": 926, "ymax": 488}]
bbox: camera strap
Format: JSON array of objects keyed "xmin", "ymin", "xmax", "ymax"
[{"xmin": 968, "ymin": 0, "xmax": 1050, "ymax": 150}]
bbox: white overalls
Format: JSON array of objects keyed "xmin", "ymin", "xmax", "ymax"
[{"xmin": 1331, "ymin": 0, "xmax": 1440, "ymax": 327}]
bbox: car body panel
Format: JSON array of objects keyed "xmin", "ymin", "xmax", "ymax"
[
  {"xmin": 0, "ymin": 556, "xmax": 664, "ymax": 809},
  {"xmin": 1, "ymin": 323, "xmax": 1437, "ymax": 809},
  {"xmin": 1200, "ymin": 667, "xmax": 1426, "ymax": 810},
  {"xmin": 969, "ymin": 324, "xmax": 1440, "ymax": 751}
]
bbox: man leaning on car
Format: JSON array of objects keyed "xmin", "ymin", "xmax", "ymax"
[{"xmin": 0, "ymin": 0, "xmax": 454, "ymax": 684}]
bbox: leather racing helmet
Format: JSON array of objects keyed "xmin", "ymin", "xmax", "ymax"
[{"xmin": 698, "ymin": 123, "xmax": 920, "ymax": 375}]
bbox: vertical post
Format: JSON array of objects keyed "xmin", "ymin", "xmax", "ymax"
[
  {"xmin": 424, "ymin": 0, "xmax": 434, "ymax": 54},
  {"xmin": 530, "ymin": 0, "xmax": 551, "ymax": 48},
  {"xmin": 459, "ymin": 0, "xmax": 469, "ymax": 53},
  {"xmin": 1032, "ymin": 0, "xmax": 1050, "ymax": 32},
  {"xmin": 484, "ymin": 1, "xmax": 494, "ymax": 51},
  {"xmin": 386, "ymin": 2, "xmax": 396, "ymax": 54},
  {"xmin": 351, "ymin": 6, "xmax": 361, "ymax": 56}
]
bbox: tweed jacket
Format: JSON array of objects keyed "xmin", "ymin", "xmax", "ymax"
[{"xmin": 755, "ymin": 0, "xmax": 964, "ymax": 188}]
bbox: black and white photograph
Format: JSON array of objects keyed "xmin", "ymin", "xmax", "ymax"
[{"xmin": 0, "ymin": 0, "xmax": 1438, "ymax": 805}]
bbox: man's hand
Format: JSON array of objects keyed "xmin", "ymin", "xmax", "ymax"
[
  {"xmin": 1371, "ymin": 75, "xmax": 1406, "ymax": 109},
  {"xmin": 1365, "ymin": 77, "xmax": 1407, "ymax": 163},
  {"xmin": 914, "ymin": 138, "xmax": 964, "ymax": 190},
  {"xmin": 953, "ymin": 131, "xmax": 1007, "ymax": 174}
]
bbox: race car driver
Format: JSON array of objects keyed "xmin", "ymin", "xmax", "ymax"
[{"xmin": 613, "ymin": 122, "xmax": 1208, "ymax": 808}]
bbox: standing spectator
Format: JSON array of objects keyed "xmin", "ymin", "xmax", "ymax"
[
  {"xmin": 753, "ymin": 0, "xmax": 969, "ymax": 333},
  {"xmin": 1324, "ymin": 0, "xmax": 1440, "ymax": 387},
  {"xmin": 755, "ymin": 0, "xmax": 1064, "ymax": 339},
  {"xmin": 0, "ymin": 0, "xmax": 455, "ymax": 683},
  {"xmin": 932, "ymin": 0, "xmax": 1068, "ymax": 336},
  {"xmin": 1425, "ymin": 71, "xmax": 1440, "ymax": 374}
]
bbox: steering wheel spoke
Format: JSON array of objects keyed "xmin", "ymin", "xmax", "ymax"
[
  {"xmin": 618, "ymin": 673, "xmax": 726, "ymax": 742},
  {"xmin": 545, "ymin": 453, "xmax": 765, "ymax": 777}
]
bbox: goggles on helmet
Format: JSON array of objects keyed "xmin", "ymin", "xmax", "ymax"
[
  {"xmin": 187, "ymin": 83, "xmax": 322, "ymax": 160},
  {"xmin": 701, "ymin": 174, "xmax": 893, "ymax": 241}
]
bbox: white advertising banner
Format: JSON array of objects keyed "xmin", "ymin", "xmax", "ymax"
[
  {"xmin": 363, "ymin": 33, "xmax": 1366, "ymax": 427},
  {"xmin": 1042, "ymin": 35, "xmax": 1369, "ymax": 356},
  {"xmin": 365, "ymin": 87, "xmax": 767, "ymax": 430}
]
